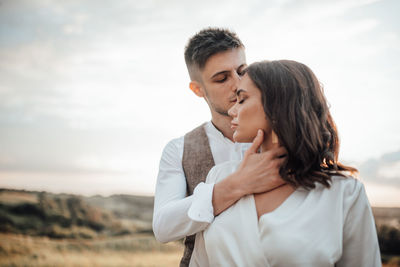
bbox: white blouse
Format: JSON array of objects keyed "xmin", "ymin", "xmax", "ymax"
[
  {"xmin": 153, "ymin": 122, "xmax": 250, "ymax": 243},
  {"xmin": 190, "ymin": 161, "xmax": 381, "ymax": 267}
]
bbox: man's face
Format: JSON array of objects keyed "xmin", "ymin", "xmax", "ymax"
[{"xmin": 198, "ymin": 48, "xmax": 247, "ymax": 117}]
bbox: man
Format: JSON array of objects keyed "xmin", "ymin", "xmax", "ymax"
[{"xmin": 153, "ymin": 28, "xmax": 286, "ymax": 266}]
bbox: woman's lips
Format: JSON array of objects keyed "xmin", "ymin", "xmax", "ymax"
[{"xmin": 231, "ymin": 123, "xmax": 238, "ymax": 131}]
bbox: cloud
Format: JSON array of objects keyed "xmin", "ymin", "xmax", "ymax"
[
  {"xmin": 358, "ymin": 150, "xmax": 400, "ymax": 188},
  {"xmin": 0, "ymin": 0, "xmax": 399, "ymax": 196}
]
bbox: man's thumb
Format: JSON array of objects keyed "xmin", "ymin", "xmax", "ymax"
[{"xmin": 245, "ymin": 129, "xmax": 264, "ymax": 155}]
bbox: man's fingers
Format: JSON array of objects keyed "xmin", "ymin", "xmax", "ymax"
[
  {"xmin": 273, "ymin": 156, "xmax": 287, "ymax": 168},
  {"xmin": 245, "ymin": 129, "xmax": 264, "ymax": 156}
]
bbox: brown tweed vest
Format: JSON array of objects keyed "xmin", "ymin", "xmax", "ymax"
[{"xmin": 180, "ymin": 123, "xmax": 215, "ymax": 267}]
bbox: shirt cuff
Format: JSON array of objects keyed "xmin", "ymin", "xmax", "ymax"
[{"xmin": 187, "ymin": 182, "xmax": 215, "ymax": 223}]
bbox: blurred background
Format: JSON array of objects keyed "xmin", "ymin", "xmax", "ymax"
[{"xmin": 0, "ymin": 0, "xmax": 399, "ymax": 266}]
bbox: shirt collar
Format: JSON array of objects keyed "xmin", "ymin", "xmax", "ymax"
[{"xmin": 205, "ymin": 121, "xmax": 235, "ymax": 145}]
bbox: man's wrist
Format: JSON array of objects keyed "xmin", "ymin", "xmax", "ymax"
[
  {"xmin": 212, "ymin": 171, "xmax": 246, "ymax": 216},
  {"xmin": 226, "ymin": 170, "xmax": 248, "ymax": 199}
]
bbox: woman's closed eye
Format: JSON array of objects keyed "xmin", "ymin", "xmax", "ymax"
[
  {"xmin": 237, "ymin": 65, "xmax": 247, "ymax": 77},
  {"xmin": 237, "ymin": 69, "xmax": 246, "ymax": 77}
]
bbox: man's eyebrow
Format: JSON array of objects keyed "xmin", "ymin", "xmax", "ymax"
[
  {"xmin": 236, "ymin": 89, "xmax": 245, "ymax": 96},
  {"xmin": 210, "ymin": 64, "xmax": 247, "ymax": 79},
  {"xmin": 210, "ymin": 70, "xmax": 229, "ymax": 79}
]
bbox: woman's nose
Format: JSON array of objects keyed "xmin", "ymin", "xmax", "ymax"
[{"xmin": 228, "ymin": 103, "xmax": 237, "ymax": 117}]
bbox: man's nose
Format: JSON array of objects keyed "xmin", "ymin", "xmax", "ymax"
[{"xmin": 231, "ymin": 71, "xmax": 241, "ymax": 92}]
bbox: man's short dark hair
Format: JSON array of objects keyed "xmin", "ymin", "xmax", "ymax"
[{"xmin": 184, "ymin": 27, "xmax": 244, "ymax": 80}]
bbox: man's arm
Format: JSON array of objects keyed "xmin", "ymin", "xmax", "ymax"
[
  {"xmin": 212, "ymin": 130, "xmax": 286, "ymax": 215},
  {"xmin": 153, "ymin": 131, "xmax": 285, "ymax": 243},
  {"xmin": 153, "ymin": 138, "xmax": 214, "ymax": 243}
]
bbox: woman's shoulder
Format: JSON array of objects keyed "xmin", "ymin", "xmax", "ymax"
[
  {"xmin": 206, "ymin": 160, "xmax": 241, "ymax": 184},
  {"xmin": 329, "ymin": 175, "xmax": 363, "ymax": 193},
  {"xmin": 306, "ymin": 176, "xmax": 371, "ymax": 217},
  {"xmin": 320, "ymin": 175, "xmax": 366, "ymax": 205}
]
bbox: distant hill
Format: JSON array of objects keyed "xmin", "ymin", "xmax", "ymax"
[
  {"xmin": 86, "ymin": 194, "xmax": 153, "ymax": 229},
  {"xmin": 0, "ymin": 188, "xmax": 153, "ymax": 239},
  {"xmin": 373, "ymin": 206, "xmax": 400, "ymax": 229},
  {"xmin": 0, "ymin": 188, "xmax": 399, "ymax": 255}
]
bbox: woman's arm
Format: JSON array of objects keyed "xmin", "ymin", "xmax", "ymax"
[{"xmin": 336, "ymin": 181, "xmax": 381, "ymax": 267}]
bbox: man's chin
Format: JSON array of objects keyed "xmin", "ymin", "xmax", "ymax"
[{"xmin": 216, "ymin": 110, "xmax": 230, "ymax": 117}]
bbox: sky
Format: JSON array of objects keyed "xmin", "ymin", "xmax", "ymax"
[{"xmin": 0, "ymin": 0, "xmax": 399, "ymax": 206}]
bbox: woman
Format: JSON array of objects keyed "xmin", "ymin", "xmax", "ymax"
[{"xmin": 189, "ymin": 60, "xmax": 381, "ymax": 266}]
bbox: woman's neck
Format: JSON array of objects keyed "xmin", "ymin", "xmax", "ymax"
[{"xmin": 260, "ymin": 134, "xmax": 274, "ymax": 153}]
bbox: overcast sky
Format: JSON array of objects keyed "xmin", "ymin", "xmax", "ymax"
[{"xmin": 0, "ymin": 0, "xmax": 399, "ymax": 206}]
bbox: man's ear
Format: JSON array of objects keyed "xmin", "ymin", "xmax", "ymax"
[{"xmin": 189, "ymin": 81, "xmax": 204, "ymax": 97}]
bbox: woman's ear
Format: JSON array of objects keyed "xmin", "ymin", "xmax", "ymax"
[
  {"xmin": 189, "ymin": 81, "xmax": 204, "ymax": 97},
  {"xmin": 271, "ymin": 131, "xmax": 279, "ymax": 144}
]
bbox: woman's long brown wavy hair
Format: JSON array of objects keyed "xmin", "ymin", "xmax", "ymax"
[{"xmin": 246, "ymin": 60, "xmax": 357, "ymax": 189}]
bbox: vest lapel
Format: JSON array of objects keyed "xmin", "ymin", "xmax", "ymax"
[{"xmin": 182, "ymin": 122, "xmax": 216, "ymax": 196}]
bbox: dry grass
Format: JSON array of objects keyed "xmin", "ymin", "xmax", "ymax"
[
  {"xmin": 0, "ymin": 250, "xmax": 183, "ymax": 267},
  {"xmin": 383, "ymin": 256, "xmax": 400, "ymax": 267},
  {"xmin": 0, "ymin": 233, "xmax": 397, "ymax": 266},
  {"xmin": 0, "ymin": 233, "xmax": 183, "ymax": 267}
]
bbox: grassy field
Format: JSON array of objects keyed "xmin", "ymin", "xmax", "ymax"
[
  {"xmin": 0, "ymin": 233, "xmax": 183, "ymax": 267},
  {"xmin": 0, "ymin": 189, "xmax": 398, "ymax": 266},
  {"xmin": 1, "ymin": 233, "xmax": 399, "ymax": 266}
]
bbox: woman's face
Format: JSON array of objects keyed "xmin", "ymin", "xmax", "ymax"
[{"xmin": 228, "ymin": 73, "xmax": 271, "ymax": 143}]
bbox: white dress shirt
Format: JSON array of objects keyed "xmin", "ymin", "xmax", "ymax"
[
  {"xmin": 153, "ymin": 121, "xmax": 250, "ymax": 243},
  {"xmin": 190, "ymin": 161, "xmax": 381, "ymax": 267}
]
